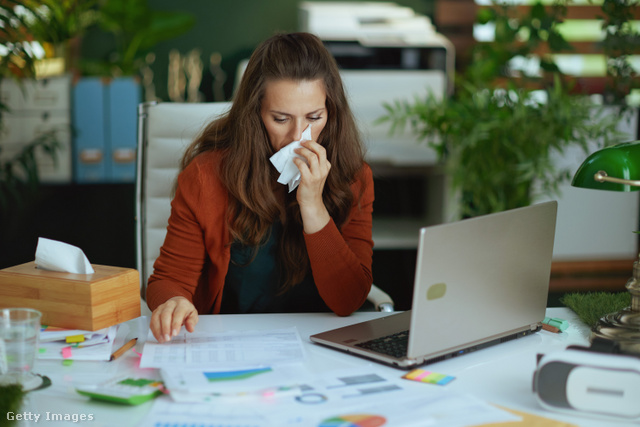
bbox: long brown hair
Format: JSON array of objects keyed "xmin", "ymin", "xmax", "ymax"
[{"xmin": 181, "ymin": 32, "xmax": 367, "ymax": 291}]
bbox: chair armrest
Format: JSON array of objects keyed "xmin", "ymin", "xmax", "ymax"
[{"xmin": 367, "ymin": 284, "xmax": 395, "ymax": 312}]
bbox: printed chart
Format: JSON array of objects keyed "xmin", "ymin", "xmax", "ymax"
[
  {"xmin": 204, "ymin": 367, "xmax": 272, "ymax": 382},
  {"xmin": 319, "ymin": 414, "xmax": 386, "ymax": 427}
]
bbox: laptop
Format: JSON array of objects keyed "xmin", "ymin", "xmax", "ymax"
[{"xmin": 310, "ymin": 201, "xmax": 558, "ymax": 369}]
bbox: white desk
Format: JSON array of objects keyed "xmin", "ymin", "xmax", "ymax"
[{"xmin": 15, "ymin": 308, "xmax": 636, "ymax": 427}]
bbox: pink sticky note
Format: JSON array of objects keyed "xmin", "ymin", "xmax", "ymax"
[{"xmin": 61, "ymin": 346, "xmax": 73, "ymax": 359}]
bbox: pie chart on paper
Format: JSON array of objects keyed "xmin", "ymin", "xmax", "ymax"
[{"xmin": 319, "ymin": 414, "xmax": 386, "ymax": 427}]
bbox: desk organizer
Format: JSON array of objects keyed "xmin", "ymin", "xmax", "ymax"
[{"xmin": 0, "ymin": 262, "xmax": 140, "ymax": 331}]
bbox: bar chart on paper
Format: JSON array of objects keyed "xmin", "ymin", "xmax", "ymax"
[
  {"xmin": 319, "ymin": 414, "xmax": 387, "ymax": 427},
  {"xmin": 204, "ymin": 367, "xmax": 272, "ymax": 382}
]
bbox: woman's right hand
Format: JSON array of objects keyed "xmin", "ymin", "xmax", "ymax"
[{"xmin": 149, "ymin": 296, "xmax": 199, "ymax": 343}]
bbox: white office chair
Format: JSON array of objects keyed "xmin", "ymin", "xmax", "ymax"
[{"xmin": 136, "ymin": 102, "xmax": 394, "ymax": 313}]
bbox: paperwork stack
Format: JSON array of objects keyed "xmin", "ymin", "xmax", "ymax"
[{"xmin": 39, "ymin": 325, "xmax": 118, "ymax": 361}]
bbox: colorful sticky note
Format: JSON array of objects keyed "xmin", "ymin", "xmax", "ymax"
[
  {"xmin": 61, "ymin": 346, "xmax": 73, "ymax": 359},
  {"xmin": 402, "ymin": 368, "xmax": 455, "ymax": 385},
  {"xmin": 66, "ymin": 334, "xmax": 85, "ymax": 343}
]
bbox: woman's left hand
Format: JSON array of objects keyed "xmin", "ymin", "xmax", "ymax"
[{"xmin": 294, "ymin": 139, "xmax": 331, "ymax": 234}]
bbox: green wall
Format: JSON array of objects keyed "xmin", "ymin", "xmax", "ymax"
[{"xmin": 146, "ymin": 0, "xmax": 435, "ymax": 101}]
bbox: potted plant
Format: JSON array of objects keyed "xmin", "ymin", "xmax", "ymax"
[
  {"xmin": 0, "ymin": 0, "xmax": 73, "ymax": 211},
  {"xmin": 81, "ymin": 0, "xmax": 195, "ymax": 78},
  {"xmin": 379, "ymin": 1, "xmax": 627, "ymax": 219},
  {"xmin": 12, "ymin": 0, "xmax": 98, "ymax": 74},
  {"xmin": 599, "ymin": 0, "xmax": 640, "ymax": 106}
]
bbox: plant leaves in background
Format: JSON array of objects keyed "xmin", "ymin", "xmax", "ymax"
[
  {"xmin": 0, "ymin": 131, "xmax": 60, "ymax": 212},
  {"xmin": 94, "ymin": 0, "xmax": 196, "ymax": 76},
  {"xmin": 377, "ymin": 1, "xmax": 626, "ymax": 219}
]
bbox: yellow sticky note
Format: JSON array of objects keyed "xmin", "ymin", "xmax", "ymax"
[{"xmin": 65, "ymin": 334, "xmax": 85, "ymax": 343}]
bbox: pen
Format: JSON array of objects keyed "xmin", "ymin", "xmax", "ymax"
[{"xmin": 110, "ymin": 338, "xmax": 138, "ymax": 361}]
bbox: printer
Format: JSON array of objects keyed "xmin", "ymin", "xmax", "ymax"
[{"xmin": 298, "ymin": 2, "xmax": 454, "ymax": 166}]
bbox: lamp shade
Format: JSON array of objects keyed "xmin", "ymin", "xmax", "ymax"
[{"xmin": 571, "ymin": 140, "xmax": 640, "ymax": 192}]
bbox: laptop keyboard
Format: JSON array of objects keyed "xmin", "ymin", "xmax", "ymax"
[{"xmin": 355, "ymin": 330, "xmax": 409, "ymax": 358}]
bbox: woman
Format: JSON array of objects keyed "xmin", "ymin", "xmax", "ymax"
[{"xmin": 147, "ymin": 32, "xmax": 374, "ymax": 343}]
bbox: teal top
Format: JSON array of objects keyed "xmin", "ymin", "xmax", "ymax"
[{"xmin": 221, "ymin": 221, "xmax": 329, "ymax": 314}]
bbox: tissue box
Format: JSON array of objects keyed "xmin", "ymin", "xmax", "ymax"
[{"xmin": 0, "ymin": 262, "xmax": 141, "ymax": 331}]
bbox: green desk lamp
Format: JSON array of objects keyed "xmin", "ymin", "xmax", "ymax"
[{"xmin": 571, "ymin": 140, "xmax": 640, "ymax": 353}]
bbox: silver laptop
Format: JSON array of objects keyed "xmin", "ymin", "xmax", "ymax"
[{"xmin": 310, "ymin": 201, "xmax": 558, "ymax": 369}]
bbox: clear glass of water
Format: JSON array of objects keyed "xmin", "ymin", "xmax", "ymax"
[{"xmin": 0, "ymin": 308, "xmax": 43, "ymax": 391}]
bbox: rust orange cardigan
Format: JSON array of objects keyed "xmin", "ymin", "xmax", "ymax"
[{"xmin": 146, "ymin": 150, "xmax": 375, "ymax": 316}]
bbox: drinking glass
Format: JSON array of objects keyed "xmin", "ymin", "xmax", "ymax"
[{"xmin": 0, "ymin": 308, "xmax": 43, "ymax": 391}]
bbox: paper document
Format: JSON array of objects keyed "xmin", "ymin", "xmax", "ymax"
[
  {"xmin": 161, "ymin": 363, "xmax": 313, "ymax": 403},
  {"xmin": 40, "ymin": 326, "xmax": 111, "ymax": 343},
  {"xmin": 261, "ymin": 367, "xmax": 521, "ymax": 427},
  {"xmin": 140, "ymin": 367, "xmax": 521, "ymax": 427},
  {"xmin": 140, "ymin": 327, "xmax": 306, "ymax": 369},
  {"xmin": 140, "ymin": 399, "xmax": 269, "ymax": 427},
  {"xmin": 38, "ymin": 326, "xmax": 117, "ymax": 361}
]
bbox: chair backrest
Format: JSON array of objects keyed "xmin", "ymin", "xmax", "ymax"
[{"xmin": 136, "ymin": 102, "xmax": 232, "ymax": 298}]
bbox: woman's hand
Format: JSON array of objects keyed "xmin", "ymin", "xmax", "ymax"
[
  {"xmin": 294, "ymin": 139, "xmax": 331, "ymax": 233},
  {"xmin": 149, "ymin": 296, "xmax": 199, "ymax": 343}
]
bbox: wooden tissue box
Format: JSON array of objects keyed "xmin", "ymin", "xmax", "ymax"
[{"xmin": 0, "ymin": 262, "xmax": 141, "ymax": 331}]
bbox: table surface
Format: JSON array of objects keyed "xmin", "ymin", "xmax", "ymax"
[{"xmin": 13, "ymin": 307, "xmax": 638, "ymax": 427}]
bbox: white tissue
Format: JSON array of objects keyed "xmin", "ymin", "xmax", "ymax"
[
  {"xmin": 269, "ymin": 125, "xmax": 312, "ymax": 192},
  {"xmin": 35, "ymin": 237, "xmax": 95, "ymax": 274}
]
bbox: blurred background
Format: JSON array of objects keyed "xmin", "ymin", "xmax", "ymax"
[{"xmin": 1, "ymin": 0, "xmax": 639, "ymax": 309}]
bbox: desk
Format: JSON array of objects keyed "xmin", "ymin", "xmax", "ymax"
[{"xmin": 15, "ymin": 308, "xmax": 636, "ymax": 427}]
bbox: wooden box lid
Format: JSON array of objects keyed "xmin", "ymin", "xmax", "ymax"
[{"xmin": 0, "ymin": 262, "xmax": 141, "ymax": 331}]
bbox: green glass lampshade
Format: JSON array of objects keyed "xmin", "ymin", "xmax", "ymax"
[{"xmin": 571, "ymin": 140, "xmax": 640, "ymax": 192}]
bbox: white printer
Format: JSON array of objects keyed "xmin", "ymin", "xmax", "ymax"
[{"xmin": 298, "ymin": 2, "xmax": 454, "ymax": 167}]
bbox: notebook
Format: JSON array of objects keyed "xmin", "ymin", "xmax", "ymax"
[{"xmin": 310, "ymin": 201, "xmax": 558, "ymax": 369}]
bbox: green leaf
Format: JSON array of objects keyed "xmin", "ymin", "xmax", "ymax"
[{"xmin": 95, "ymin": 0, "xmax": 195, "ymax": 76}]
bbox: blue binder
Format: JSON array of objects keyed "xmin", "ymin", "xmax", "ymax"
[
  {"xmin": 72, "ymin": 78, "xmax": 106, "ymax": 183},
  {"xmin": 106, "ymin": 78, "xmax": 140, "ymax": 182}
]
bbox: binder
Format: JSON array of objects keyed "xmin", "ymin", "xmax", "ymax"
[
  {"xmin": 72, "ymin": 78, "xmax": 106, "ymax": 183},
  {"xmin": 106, "ymin": 78, "xmax": 140, "ymax": 182}
]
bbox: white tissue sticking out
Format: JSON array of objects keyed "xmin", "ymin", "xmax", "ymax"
[
  {"xmin": 269, "ymin": 125, "xmax": 312, "ymax": 192},
  {"xmin": 35, "ymin": 237, "xmax": 95, "ymax": 274}
]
